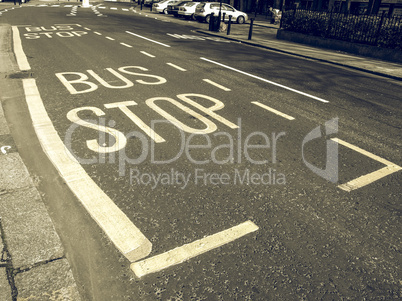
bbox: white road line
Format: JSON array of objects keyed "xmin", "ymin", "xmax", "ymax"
[
  {"xmin": 22, "ymin": 78, "xmax": 152, "ymax": 262},
  {"xmin": 12, "ymin": 26, "xmax": 31, "ymax": 71},
  {"xmin": 332, "ymin": 138, "xmax": 402, "ymax": 192},
  {"xmin": 122, "ymin": 8, "xmax": 129, "ymax": 11},
  {"xmin": 202, "ymin": 79, "xmax": 231, "ymax": 91},
  {"xmin": 12, "ymin": 26, "xmax": 152, "ymax": 262},
  {"xmin": 252, "ymin": 101, "xmax": 295, "ymax": 120},
  {"xmin": 126, "ymin": 31, "xmax": 170, "ymax": 47},
  {"xmin": 167, "ymin": 63, "xmax": 186, "ymax": 71},
  {"xmin": 131, "ymin": 221, "xmax": 258, "ymax": 278},
  {"xmin": 200, "ymin": 57, "xmax": 329, "ymax": 103},
  {"xmin": 110, "ymin": 7, "xmax": 118, "ymax": 10},
  {"xmin": 120, "ymin": 42, "xmax": 133, "ymax": 48},
  {"xmin": 84, "ymin": 27, "xmax": 91, "ymax": 30},
  {"xmin": 94, "ymin": 31, "xmax": 102, "ymax": 35},
  {"xmin": 140, "ymin": 51, "xmax": 155, "ymax": 58},
  {"xmin": 106, "ymin": 36, "xmax": 115, "ymax": 41}
]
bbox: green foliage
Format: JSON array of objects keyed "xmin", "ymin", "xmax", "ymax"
[{"xmin": 281, "ymin": 10, "xmax": 402, "ymax": 50}]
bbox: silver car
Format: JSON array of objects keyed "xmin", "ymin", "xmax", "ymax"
[
  {"xmin": 194, "ymin": 2, "xmax": 248, "ymax": 24},
  {"xmin": 178, "ymin": 2, "xmax": 201, "ymax": 20}
]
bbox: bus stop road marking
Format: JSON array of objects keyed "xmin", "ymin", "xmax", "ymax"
[{"xmin": 131, "ymin": 221, "xmax": 259, "ymax": 278}]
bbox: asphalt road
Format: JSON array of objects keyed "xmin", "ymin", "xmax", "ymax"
[{"xmin": 1, "ymin": 3, "xmax": 401, "ymax": 300}]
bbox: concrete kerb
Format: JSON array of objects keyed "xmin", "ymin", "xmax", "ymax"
[{"xmin": 0, "ymin": 24, "xmax": 81, "ymax": 300}]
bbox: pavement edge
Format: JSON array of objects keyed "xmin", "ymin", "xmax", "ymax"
[{"xmin": 0, "ymin": 24, "xmax": 82, "ymax": 300}]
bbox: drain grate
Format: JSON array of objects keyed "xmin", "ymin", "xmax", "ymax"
[{"xmin": 5, "ymin": 71, "xmax": 35, "ymax": 79}]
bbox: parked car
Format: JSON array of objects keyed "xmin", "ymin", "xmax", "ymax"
[
  {"xmin": 167, "ymin": 0, "xmax": 192, "ymax": 16},
  {"xmin": 178, "ymin": 2, "xmax": 201, "ymax": 20},
  {"xmin": 194, "ymin": 2, "xmax": 248, "ymax": 24},
  {"xmin": 144, "ymin": 0, "xmax": 161, "ymax": 7},
  {"xmin": 153, "ymin": 0, "xmax": 178, "ymax": 14}
]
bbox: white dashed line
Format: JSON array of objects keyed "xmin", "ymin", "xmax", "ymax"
[
  {"xmin": 94, "ymin": 32, "xmax": 102, "ymax": 35},
  {"xmin": 106, "ymin": 36, "xmax": 115, "ymax": 41},
  {"xmin": 200, "ymin": 57, "xmax": 330, "ymax": 103},
  {"xmin": 84, "ymin": 27, "xmax": 91, "ymax": 30},
  {"xmin": 120, "ymin": 42, "xmax": 133, "ymax": 48},
  {"xmin": 140, "ymin": 51, "xmax": 155, "ymax": 58},
  {"xmin": 126, "ymin": 31, "xmax": 170, "ymax": 47},
  {"xmin": 167, "ymin": 63, "xmax": 186, "ymax": 71},
  {"xmin": 252, "ymin": 101, "xmax": 295, "ymax": 120},
  {"xmin": 203, "ymin": 79, "xmax": 231, "ymax": 91}
]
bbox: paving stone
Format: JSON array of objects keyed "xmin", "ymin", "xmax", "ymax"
[
  {"xmin": 0, "ymin": 153, "xmax": 33, "ymax": 191},
  {"xmin": 0, "ymin": 187, "xmax": 64, "ymax": 269},
  {"xmin": 14, "ymin": 258, "xmax": 81, "ymax": 301}
]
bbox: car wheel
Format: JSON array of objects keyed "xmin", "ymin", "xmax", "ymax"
[
  {"xmin": 191, "ymin": 14, "xmax": 196, "ymax": 21},
  {"xmin": 163, "ymin": 8, "xmax": 168, "ymax": 14},
  {"xmin": 205, "ymin": 15, "xmax": 211, "ymax": 23},
  {"xmin": 237, "ymin": 16, "xmax": 245, "ymax": 24}
]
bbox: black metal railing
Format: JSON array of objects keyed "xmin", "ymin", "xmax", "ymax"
[{"xmin": 281, "ymin": 9, "xmax": 402, "ymax": 50}]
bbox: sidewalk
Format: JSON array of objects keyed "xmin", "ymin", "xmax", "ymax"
[{"xmin": 196, "ymin": 17, "xmax": 402, "ymax": 80}]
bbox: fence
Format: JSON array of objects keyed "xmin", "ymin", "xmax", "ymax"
[{"xmin": 281, "ymin": 9, "xmax": 402, "ymax": 50}]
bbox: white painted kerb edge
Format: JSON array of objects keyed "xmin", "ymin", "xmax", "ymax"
[
  {"xmin": 12, "ymin": 23, "xmax": 152, "ymax": 262},
  {"xmin": 131, "ymin": 221, "xmax": 258, "ymax": 278},
  {"xmin": 22, "ymin": 79, "xmax": 152, "ymax": 262},
  {"xmin": 12, "ymin": 26, "xmax": 31, "ymax": 71}
]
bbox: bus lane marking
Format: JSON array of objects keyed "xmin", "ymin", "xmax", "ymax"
[
  {"xmin": 200, "ymin": 57, "xmax": 330, "ymax": 103},
  {"xmin": 22, "ymin": 78, "xmax": 152, "ymax": 262},
  {"xmin": 332, "ymin": 138, "xmax": 401, "ymax": 192},
  {"xmin": 12, "ymin": 26, "xmax": 31, "ymax": 71},
  {"xmin": 252, "ymin": 101, "xmax": 295, "ymax": 120},
  {"xmin": 12, "ymin": 26, "xmax": 152, "ymax": 263},
  {"xmin": 132, "ymin": 221, "xmax": 259, "ymax": 278}
]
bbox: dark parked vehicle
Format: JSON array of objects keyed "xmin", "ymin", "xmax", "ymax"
[{"xmin": 167, "ymin": 0, "xmax": 192, "ymax": 17}]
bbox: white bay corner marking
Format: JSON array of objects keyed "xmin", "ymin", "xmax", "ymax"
[
  {"xmin": 200, "ymin": 57, "xmax": 329, "ymax": 103},
  {"xmin": 22, "ymin": 78, "xmax": 152, "ymax": 262},
  {"xmin": 332, "ymin": 138, "xmax": 402, "ymax": 192},
  {"xmin": 131, "ymin": 220, "xmax": 259, "ymax": 278}
]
